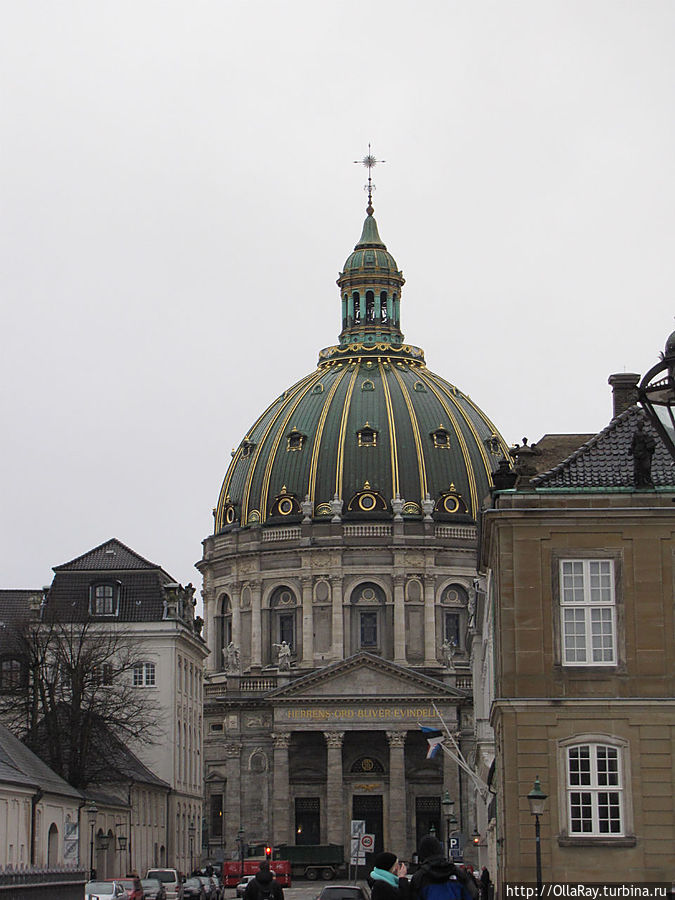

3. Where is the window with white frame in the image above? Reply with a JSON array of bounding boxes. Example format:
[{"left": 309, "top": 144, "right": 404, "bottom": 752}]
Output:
[
  {"left": 133, "top": 661, "right": 156, "bottom": 687},
  {"left": 560, "top": 559, "right": 616, "bottom": 665},
  {"left": 91, "top": 583, "right": 118, "bottom": 616},
  {"left": 566, "top": 743, "right": 623, "bottom": 835}
]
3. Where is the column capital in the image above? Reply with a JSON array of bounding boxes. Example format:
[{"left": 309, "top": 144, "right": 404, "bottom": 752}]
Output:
[
  {"left": 393, "top": 574, "right": 406, "bottom": 587},
  {"left": 329, "top": 575, "right": 343, "bottom": 586},
  {"left": 301, "top": 575, "right": 313, "bottom": 588},
  {"left": 224, "top": 742, "right": 242, "bottom": 758},
  {"left": 386, "top": 730, "right": 407, "bottom": 748},
  {"left": 272, "top": 732, "right": 291, "bottom": 749},
  {"left": 323, "top": 731, "right": 345, "bottom": 748}
]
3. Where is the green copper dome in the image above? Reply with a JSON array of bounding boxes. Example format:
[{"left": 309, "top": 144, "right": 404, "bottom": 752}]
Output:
[{"left": 214, "top": 210, "right": 508, "bottom": 532}]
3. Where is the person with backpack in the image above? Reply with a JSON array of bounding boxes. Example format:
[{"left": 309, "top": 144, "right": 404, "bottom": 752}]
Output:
[
  {"left": 243, "top": 861, "right": 284, "bottom": 900},
  {"left": 368, "top": 851, "right": 410, "bottom": 900},
  {"left": 410, "top": 836, "right": 478, "bottom": 900}
]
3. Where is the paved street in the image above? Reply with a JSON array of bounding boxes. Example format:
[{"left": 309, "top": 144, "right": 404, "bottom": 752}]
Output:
[{"left": 224, "top": 882, "right": 368, "bottom": 900}]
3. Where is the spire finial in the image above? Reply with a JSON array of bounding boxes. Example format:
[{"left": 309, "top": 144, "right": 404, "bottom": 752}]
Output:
[{"left": 354, "top": 143, "right": 385, "bottom": 215}]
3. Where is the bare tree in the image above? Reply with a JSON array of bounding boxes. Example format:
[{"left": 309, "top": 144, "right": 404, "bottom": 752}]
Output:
[{"left": 0, "top": 612, "right": 162, "bottom": 789}]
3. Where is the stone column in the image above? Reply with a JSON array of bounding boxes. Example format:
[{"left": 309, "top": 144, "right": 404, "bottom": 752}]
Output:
[
  {"left": 393, "top": 575, "right": 406, "bottom": 664},
  {"left": 231, "top": 581, "right": 241, "bottom": 659},
  {"left": 301, "top": 575, "right": 314, "bottom": 667},
  {"left": 324, "top": 731, "right": 345, "bottom": 844},
  {"left": 386, "top": 731, "right": 407, "bottom": 855},
  {"left": 423, "top": 575, "right": 437, "bottom": 665},
  {"left": 251, "top": 581, "right": 262, "bottom": 669},
  {"left": 330, "top": 577, "right": 344, "bottom": 659},
  {"left": 224, "top": 742, "right": 242, "bottom": 850},
  {"left": 272, "top": 732, "right": 291, "bottom": 846}
]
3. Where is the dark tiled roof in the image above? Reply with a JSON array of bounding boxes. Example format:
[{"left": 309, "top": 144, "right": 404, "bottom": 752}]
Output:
[
  {"left": 0, "top": 590, "right": 43, "bottom": 624},
  {"left": 54, "top": 538, "right": 172, "bottom": 576},
  {"left": 0, "top": 722, "right": 82, "bottom": 799},
  {"left": 95, "top": 732, "right": 171, "bottom": 790},
  {"left": 532, "top": 433, "right": 595, "bottom": 476},
  {"left": 532, "top": 406, "right": 675, "bottom": 488},
  {"left": 46, "top": 571, "right": 170, "bottom": 623}
]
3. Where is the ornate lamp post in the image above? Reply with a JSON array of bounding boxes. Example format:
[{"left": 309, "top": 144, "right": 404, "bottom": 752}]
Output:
[
  {"left": 441, "top": 791, "right": 456, "bottom": 859},
  {"left": 237, "top": 828, "right": 245, "bottom": 881},
  {"left": 188, "top": 822, "right": 196, "bottom": 875},
  {"left": 527, "top": 777, "right": 547, "bottom": 893},
  {"left": 86, "top": 803, "right": 98, "bottom": 880},
  {"left": 638, "top": 330, "right": 675, "bottom": 462}
]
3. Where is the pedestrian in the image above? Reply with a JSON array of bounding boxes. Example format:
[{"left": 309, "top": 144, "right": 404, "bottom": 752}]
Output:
[
  {"left": 368, "top": 851, "right": 410, "bottom": 900},
  {"left": 409, "top": 835, "right": 477, "bottom": 900},
  {"left": 479, "top": 867, "right": 491, "bottom": 900},
  {"left": 243, "top": 861, "right": 284, "bottom": 900}
]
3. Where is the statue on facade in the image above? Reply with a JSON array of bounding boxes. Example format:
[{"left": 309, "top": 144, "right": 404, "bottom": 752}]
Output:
[
  {"left": 630, "top": 417, "right": 656, "bottom": 487},
  {"left": 273, "top": 640, "right": 292, "bottom": 671},
  {"left": 193, "top": 615, "right": 204, "bottom": 636},
  {"left": 224, "top": 641, "right": 240, "bottom": 673},
  {"left": 441, "top": 638, "right": 457, "bottom": 669}
]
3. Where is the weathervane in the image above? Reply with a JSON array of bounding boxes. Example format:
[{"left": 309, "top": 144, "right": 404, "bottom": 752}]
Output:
[{"left": 354, "top": 143, "right": 385, "bottom": 215}]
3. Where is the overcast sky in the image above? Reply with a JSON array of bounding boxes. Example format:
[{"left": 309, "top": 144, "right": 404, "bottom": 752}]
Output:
[{"left": 2, "top": 1, "right": 674, "bottom": 592}]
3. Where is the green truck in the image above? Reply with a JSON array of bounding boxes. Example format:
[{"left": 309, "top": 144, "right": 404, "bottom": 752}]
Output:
[{"left": 275, "top": 844, "right": 346, "bottom": 880}]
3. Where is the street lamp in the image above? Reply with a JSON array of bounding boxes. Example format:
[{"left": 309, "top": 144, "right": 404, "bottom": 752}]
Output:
[
  {"left": 237, "top": 828, "right": 245, "bottom": 881},
  {"left": 638, "top": 329, "right": 675, "bottom": 462},
  {"left": 188, "top": 822, "right": 196, "bottom": 875},
  {"left": 86, "top": 803, "right": 98, "bottom": 880},
  {"left": 441, "top": 791, "right": 455, "bottom": 860},
  {"left": 527, "top": 776, "right": 547, "bottom": 893}
]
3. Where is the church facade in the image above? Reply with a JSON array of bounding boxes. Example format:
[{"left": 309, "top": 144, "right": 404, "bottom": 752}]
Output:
[{"left": 199, "top": 195, "right": 508, "bottom": 863}]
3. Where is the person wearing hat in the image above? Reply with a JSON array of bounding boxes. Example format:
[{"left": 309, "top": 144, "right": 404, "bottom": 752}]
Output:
[
  {"left": 368, "top": 851, "right": 410, "bottom": 900},
  {"left": 410, "top": 835, "right": 477, "bottom": 900}
]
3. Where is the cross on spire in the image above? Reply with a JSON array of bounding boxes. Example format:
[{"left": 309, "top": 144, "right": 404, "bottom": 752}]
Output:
[{"left": 354, "top": 143, "right": 385, "bottom": 215}]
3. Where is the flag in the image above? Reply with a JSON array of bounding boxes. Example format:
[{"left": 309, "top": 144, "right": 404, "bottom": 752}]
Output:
[{"left": 420, "top": 725, "right": 445, "bottom": 759}]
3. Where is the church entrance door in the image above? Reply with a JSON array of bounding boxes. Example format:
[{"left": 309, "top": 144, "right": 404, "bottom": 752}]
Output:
[{"left": 352, "top": 794, "right": 383, "bottom": 856}]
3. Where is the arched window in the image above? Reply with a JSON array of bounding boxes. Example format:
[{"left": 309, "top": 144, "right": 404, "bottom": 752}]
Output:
[
  {"left": 380, "top": 291, "right": 388, "bottom": 323},
  {"left": 270, "top": 587, "right": 297, "bottom": 660},
  {"left": 564, "top": 741, "right": 625, "bottom": 836},
  {"left": 365, "top": 290, "right": 375, "bottom": 322},
  {"left": 350, "top": 583, "right": 386, "bottom": 652},
  {"left": 353, "top": 292, "right": 361, "bottom": 323},
  {"left": 219, "top": 594, "right": 232, "bottom": 670}
]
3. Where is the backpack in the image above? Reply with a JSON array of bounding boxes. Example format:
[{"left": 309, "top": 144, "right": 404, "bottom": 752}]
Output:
[{"left": 421, "top": 880, "right": 469, "bottom": 900}]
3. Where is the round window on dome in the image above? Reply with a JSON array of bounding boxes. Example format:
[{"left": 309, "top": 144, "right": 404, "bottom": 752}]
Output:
[
  {"left": 278, "top": 498, "right": 294, "bottom": 516},
  {"left": 359, "top": 493, "right": 377, "bottom": 511},
  {"left": 443, "top": 495, "right": 460, "bottom": 514}
]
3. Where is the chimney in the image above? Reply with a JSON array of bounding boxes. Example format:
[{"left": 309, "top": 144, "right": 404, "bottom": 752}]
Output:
[{"left": 608, "top": 373, "right": 640, "bottom": 418}]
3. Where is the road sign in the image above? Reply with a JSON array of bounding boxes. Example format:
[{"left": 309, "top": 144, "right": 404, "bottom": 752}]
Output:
[
  {"left": 448, "top": 835, "right": 463, "bottom": 859},
  {"left": 350, "top": 820, "right": 367, "bottom": 865},
  {"left": 360, "top": 833, "right": 375, "bottom": 853}
]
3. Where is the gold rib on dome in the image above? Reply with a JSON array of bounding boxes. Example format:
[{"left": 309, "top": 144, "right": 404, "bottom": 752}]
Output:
[
  {"left": 414, "top": 369, "right": 479, "bottom": 516},
  {"left": 240, "top": 370, "right": 323, "bottom": 525},
  {"left": 422, "top": 369, "right": 504, "bottom": 488},
  {"left": 378, "top": 360, "right": 400, "bottom": 498},
  {"left": 389, "top": 362, "right": 428, "bottom": 500},
  {"left": 334, "top": 364, "right": 360, "bottom": 500},
  {"left": 307, "top": 366, "right": 352, "bottom": 503},
  {"left": 258, "top": 369, "right": 325, "bottom": 523}
]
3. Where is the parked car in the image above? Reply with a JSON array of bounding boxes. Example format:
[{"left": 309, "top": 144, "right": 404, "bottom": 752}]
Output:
[
  {"left": 141, "top": 878, "right": 168, "bottom": 900},
  {"left": 236, "top": 875, "right": 256, "bottom": 898},
  {"left": 316, "top": 886, "right": 371, "bottom": 900},
  {"left": 85, "top": 881, "right": 128, "bottom": 900},
  {"left": 146, "top": 869, "right": 184, "bottom": 900},
  {"left": 182, "top": 878, "right": 207, "bottom": 899},
  {"left": 109, "top": 877, "right": 143, "bottom": 900}
]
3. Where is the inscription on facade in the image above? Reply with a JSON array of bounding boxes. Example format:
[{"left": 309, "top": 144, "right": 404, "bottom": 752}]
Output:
[{"left": 284, "top": 705, "right": 436, "bottom": 721}]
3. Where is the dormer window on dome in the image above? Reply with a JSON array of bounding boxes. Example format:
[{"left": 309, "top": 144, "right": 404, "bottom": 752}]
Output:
[
  {"left": 431, "top": 426, "right": 451, "bottom": 449},
  {"left": 347, "top": 482, "right": 388, "bottom": 515},
  {"left": 357, "top": 423, "right": 378, "bottom": 447},
  {"left": 241, "top": 439, "right": 256, "bottom": 458},
  {"left": 286, "top": 428, "right": 307, "bottom": 452}
]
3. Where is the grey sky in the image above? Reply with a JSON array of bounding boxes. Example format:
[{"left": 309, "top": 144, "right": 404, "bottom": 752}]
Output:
[{"left": 2, "top": 1, "right": 674, "bottom": 591}]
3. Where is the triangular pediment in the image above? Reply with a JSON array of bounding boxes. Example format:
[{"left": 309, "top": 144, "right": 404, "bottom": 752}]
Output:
[{"left": 267, "top": 652, "right": 467, "bottom": 701}]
